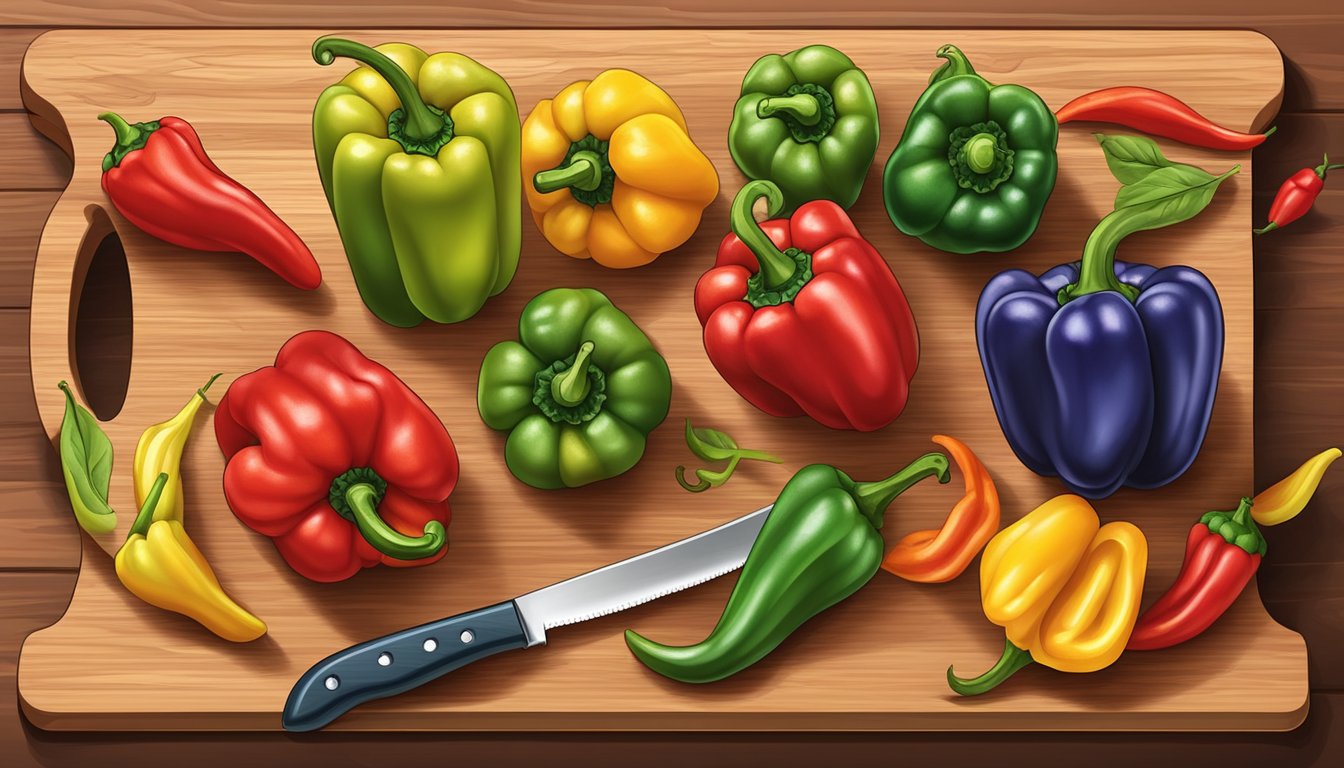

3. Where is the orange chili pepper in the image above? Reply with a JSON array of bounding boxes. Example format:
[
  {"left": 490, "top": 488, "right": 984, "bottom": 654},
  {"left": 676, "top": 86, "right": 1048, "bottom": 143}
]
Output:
[{"left": 882, "top": 434, "right": 1000, "bottom": 583}]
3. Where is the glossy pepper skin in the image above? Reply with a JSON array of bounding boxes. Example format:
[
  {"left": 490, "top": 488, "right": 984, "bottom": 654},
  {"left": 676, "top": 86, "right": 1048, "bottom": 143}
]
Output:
[
  {"left": 948, "top": 495, "right": 1147, "bottom": 695},
  {"left": 728, "top": 44, "right": 879, "bottom": 213},
  {"left": 215, "top": 331, "right": 457, "bottom": 583},
  {"left": 133, "top": 374, "right": 220, "bottom": 524},
  {"left": 522, "top": 69, "right": 719, "bottom": 269},
  {"left": 478, "top": 288, "right": 672, "bottom": 489},
  {"left": 1253, "top": 447, "right": 1341, "bottom": 526},
  {"left": 977, "top": 259, "right": 1223, "bottom": 498},
  {"left": 1255, "top": 155, "right": 1344, "bottom": 235},
  {"left": 116, "top": 473, "right": 267, "bottom": 643},
  {"left": 1128, "top": 498, "right": 1264, "bottom": 651},
  {"left": 98, "top": 112, "right": 321, "bottom": 290},
  {"left": 883, "top": 45, "right": 1058, "bottom": 254},
  {"left": 695, "top": 180, "right": 919, "bottom": 431},
  {"left": 625, "top": 453, "right": 950, "bottom": 683},
  {"left": 312, "top": 38, "right": 520, "bottom": 326}
]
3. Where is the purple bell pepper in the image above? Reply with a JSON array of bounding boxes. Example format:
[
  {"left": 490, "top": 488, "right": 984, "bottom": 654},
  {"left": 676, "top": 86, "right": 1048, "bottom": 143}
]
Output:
[{"left": 976, "top": 258, "right": 1223, "bottom": 499}]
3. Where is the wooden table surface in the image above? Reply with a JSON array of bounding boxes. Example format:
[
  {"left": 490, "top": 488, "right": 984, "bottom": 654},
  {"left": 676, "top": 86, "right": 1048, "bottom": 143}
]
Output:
[{"left": 1, "top": 1, "right": 1341, "bottom": 765}]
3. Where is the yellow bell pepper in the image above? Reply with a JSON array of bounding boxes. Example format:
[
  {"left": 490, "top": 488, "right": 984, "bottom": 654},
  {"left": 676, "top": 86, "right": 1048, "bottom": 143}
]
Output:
[
  {"left": 950, "top": 495, "right": 1147, "bottom": 695},
  {"left": 521, "top": 69, "right": 719, "bottom": 268},
  {"left": 133, "top": 373, "right": 220, "bottom": 524},
  {"left": 115, "top": 473, "right": 267, "bottom": 643},
  {"left": 1252, "top": 447, "right": 1340, "bottom": 526}
]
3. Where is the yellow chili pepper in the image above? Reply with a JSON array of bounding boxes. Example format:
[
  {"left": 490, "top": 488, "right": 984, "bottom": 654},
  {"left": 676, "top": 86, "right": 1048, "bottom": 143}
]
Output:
[
  {"left": 950, "top": 495, "right": 1147, "bottom": 695},
  {"left": 1252, "top": 447, "right": 1340, "bottom": 526},
  {"left": 115, "top": 473, "right": 266, "bottom": 643},
  {"left": 521, "top": 69, "right": 719, "bottom": 268},
  {"left": 133, "top": 373, "right": 220, "bottom": 524}
]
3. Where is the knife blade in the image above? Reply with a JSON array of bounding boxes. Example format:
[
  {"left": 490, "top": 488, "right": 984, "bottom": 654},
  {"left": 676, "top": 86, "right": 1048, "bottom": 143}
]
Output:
[{"left": 281, "top": 504, "right": 772, "bottom": 731}]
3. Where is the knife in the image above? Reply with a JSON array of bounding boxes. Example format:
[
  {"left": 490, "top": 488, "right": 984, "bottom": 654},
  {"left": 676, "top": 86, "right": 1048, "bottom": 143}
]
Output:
[{"left": 281, "top": 504, "right": 772, "bottom": 731}]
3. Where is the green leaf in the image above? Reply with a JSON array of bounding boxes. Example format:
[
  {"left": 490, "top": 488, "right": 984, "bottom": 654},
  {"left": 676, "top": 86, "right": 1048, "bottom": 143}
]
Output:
[
  {"left": 1095, "top": 133, "right": 1175, "bottom": 186},
  {"left": 677, "top": 419, "right": 782, "bottom": 493},
  {"left": 57, "top": 381, "right": 116, "bottom": 534},
  {"left": 1114, "top": 164, "right": 1240, "bottom": 227},
  {"left": 684, "top": 419, "right": 740, "bottom": 462}
]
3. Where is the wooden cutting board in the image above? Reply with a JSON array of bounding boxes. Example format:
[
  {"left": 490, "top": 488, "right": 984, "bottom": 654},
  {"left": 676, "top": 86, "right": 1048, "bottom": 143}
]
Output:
[{"left": 18, "top": 28, "right": 1301, "bottom": 732}]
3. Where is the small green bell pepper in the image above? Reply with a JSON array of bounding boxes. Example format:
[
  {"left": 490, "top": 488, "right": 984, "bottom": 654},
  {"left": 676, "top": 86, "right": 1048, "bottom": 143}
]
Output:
[
  {"left": 729, "top": 44, "right": 879, "bottom": 214},
  {"left": 312, "top": 37, "right": 521, "bottom": 327},
  {"left": 883, "top": 44, "right": 1058, "bottom": 254},
  {"left": 477, "top": 288, "right": 672, "bottom": 489}
]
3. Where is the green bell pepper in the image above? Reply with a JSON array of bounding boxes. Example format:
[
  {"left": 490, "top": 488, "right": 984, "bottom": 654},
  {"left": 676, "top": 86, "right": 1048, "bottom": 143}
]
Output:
[
  {"left": 312, "top": 37, "right": 521, "bottom": 327},
  {"left": 477, "top": 288, "right": 672, "bottom": 489},
  {"left": 729, "top": 44, "right": 879, "bottom": 214},
  {"left": 882, "top": 44, "right": 1058, "bottom": 254}
]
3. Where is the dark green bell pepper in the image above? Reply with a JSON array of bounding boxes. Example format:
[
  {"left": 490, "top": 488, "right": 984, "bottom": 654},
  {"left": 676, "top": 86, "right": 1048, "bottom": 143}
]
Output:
[
  {"left": 729, "top": 44, "right": 879, "bottom": 214},
  {"left": 883, "top": 44, "right": 1058, "bottom": 254},
  {"left": 477, "top": 288, "right": 671, "bottom": 489}
]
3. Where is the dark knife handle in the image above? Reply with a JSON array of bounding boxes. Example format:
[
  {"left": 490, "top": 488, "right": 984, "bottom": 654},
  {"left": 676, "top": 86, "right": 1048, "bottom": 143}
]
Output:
[{"left": 282, "top": 601, "right": 529, "bottom": 732}]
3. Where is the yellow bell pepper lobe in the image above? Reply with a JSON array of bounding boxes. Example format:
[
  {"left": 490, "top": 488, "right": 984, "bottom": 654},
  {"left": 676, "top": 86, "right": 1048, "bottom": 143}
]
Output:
[
  {"left": 522, "top": 69, "right": 719, "bottom": 268},
  {"left": 1252, "top": 447, "right": 1340, "bottom": 526}
]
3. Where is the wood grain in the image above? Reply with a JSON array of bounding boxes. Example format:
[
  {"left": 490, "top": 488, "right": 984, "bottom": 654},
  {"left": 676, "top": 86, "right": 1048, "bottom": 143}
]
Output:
[
  {"left": 0, "top": 192, "right": 57, "bottom": 308},
  {"left": 14, "top": 28, "right": 1299, "bottom": 732}
]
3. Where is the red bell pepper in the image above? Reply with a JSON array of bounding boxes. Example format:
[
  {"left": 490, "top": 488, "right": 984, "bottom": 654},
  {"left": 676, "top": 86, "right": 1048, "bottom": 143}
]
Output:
[
  {"left": 694, "top": 180, "right": 919, "bottom": 431},
  {"left": 214, "top": 331, "right": 457, "bottom": 583},
  {"left": 98, "top": 111, "right": 322, "bottom": 290}
]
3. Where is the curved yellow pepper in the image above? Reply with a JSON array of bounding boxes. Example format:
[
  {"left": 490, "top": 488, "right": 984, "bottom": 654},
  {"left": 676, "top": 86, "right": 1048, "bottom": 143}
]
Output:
[
  {"left": 1253, "top": 447, "right": 1340, "bottom": 526},
  {"left": 951, "top": 495, "right": 1147, "bottom": 695},
  {"left": 115, "top": 474, "right": 266, "bottom": 643},
  {"left": 133, "top": 374, "right": 220, "bottom": 524},
  {"left": 521, "top": 69, "right": 719, "bottom": 268}
]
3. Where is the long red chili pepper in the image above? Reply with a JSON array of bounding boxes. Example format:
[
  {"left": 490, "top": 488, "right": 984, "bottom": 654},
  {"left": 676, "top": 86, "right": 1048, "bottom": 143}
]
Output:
[
  {"left": 1127, "top": 497, "right": 1264, "bottom": 651},
  {"left": 98, "top": 112, "right": 322, "bottom": 290},
  {"left": 1255, "top": 154, "right": 1344, "bottom": 235},
  {"left": 1055, "top": 86, "right": 1274, "bottom": 151}
]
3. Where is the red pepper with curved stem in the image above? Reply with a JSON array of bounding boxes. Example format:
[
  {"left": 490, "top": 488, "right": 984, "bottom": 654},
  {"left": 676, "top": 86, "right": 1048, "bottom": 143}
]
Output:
[
  {"left": 214, "top": 331, "right": 457, "bottom": 582},
  {"left": 1255, "top": 154, "right": 1344, "bottom": 235},
  {"left": 1126, "top": 497, "right": 1264, "bottom": 651},
  {"left": 694, "top": 180, "right": 919, "bottom": 432},
  {"left": 99, "top": 112, "right": 321, "bottom": 290},
  {"left": 1055, "top": 87, "right": 1273, "bottom": 151}
]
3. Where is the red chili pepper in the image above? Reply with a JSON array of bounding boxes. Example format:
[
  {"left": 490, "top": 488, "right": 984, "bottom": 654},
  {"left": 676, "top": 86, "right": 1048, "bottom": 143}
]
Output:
[
  {"left": 1127, "top": 497, "right": 1265, "bottom": 651},
  {"left": 1255, "top": 154, "right": 1344, "bottom": 235},
  {"left": 1055, "top": 87, "right": 1274, "bottom": 151},
  {"left": 214, "top": 331, "right": 457, "bottom": 582},
  {"left": 693, "top": 180, "right": 919, "bottom": 432},
  {"left": 98, "top": 112, "right": 322, "bottom": 290}
]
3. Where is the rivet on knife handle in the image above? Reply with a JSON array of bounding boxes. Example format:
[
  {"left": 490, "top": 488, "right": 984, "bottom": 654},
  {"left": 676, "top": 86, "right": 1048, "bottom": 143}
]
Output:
[{"left": 281, "top": 601, "right": 527, "bottom": 731}]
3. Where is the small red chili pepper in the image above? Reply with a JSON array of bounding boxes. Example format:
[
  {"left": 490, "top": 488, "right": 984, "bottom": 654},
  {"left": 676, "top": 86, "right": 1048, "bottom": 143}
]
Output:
[
  {"left": 98, "top": 112, "right": 322, "bottom": 290},
  {"left": 1255, "top": 154, "right": 1344, "bottom": 235},
  {"left": 1126, "top": 497, "right": 1264, "bottom": 651},
  {"left": 1055, "top": 86, "right": 1274, "bottom": 151}
]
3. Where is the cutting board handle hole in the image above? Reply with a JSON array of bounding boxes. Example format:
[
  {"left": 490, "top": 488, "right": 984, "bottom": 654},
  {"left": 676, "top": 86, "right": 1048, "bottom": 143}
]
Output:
[{"left": 70, "top": 205, "right": 132, "bottom": 421}]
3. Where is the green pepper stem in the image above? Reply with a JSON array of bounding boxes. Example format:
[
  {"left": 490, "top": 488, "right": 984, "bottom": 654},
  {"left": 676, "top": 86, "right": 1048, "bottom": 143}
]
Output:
[
  {"left": 534, "top": 151, "right": 604, "bottom": 194},
  {"left": 197, "top": 372, "right": 223, "bottom": 404},
  {"left": 731, "top": 180, "right": 796, "bottom": 291},
  {"left": 1314, "top": 153, "right": 1344, "bottom": 179},
  {"left": 1253, "top": 222, "right": 1279, "bottom": 236},
  {"left": 312, "top": 37, "right": 444, "bottom": 143},
  {"left": 757, "top": 94, "right": 821, "bottom": 126},
  {"left": 127, "top": 472, "right": 169, "bottom": 541},
  {"left": 930, "top": 44, "right": 978, "bottom": 84},
  {"left": 948, "top": 638, "right": 1035, "bottom": 696},
  {"left": 963, "top": 132, "right": 999, "bottom": 175},
  {"left": 97, "top": 112, "right": 140, "bottom": 148},
  {"left": 551, "top": 341, "right": 596, "bottom": 408},
  {"left": 346, "top": 483, "right": 446, "bottom": 561},
  {"left": 852, "top": 452, "right": 951, "bottom": 528}
]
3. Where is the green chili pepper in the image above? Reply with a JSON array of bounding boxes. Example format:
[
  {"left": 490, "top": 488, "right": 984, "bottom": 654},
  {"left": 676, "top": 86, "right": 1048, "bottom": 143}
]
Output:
[
  {"left": 57, "top": 381, "right": 117, "bottom": 534},
  {"left": 311, "top": 37, "right": 521, "bottom": 327},
  {"left": 675, "top": 419, "right": 782, "bottom": 493},
  {"left": 477, "top": 288, "right": 672, "bottom": 489},
  {"left": 882, "top": 44, "right": 1058, "bottom": 254},
  {"left": 728, "top": 44, "right": 879, "bottom": 214},
  {"left": 626, "top": 452, "right": 950, "bottom": 683}
]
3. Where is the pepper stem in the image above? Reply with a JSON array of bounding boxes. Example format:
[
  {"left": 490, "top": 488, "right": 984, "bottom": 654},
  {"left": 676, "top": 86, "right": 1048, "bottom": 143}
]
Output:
[
  {"left": 930, "top": 44, "right": 979, "bottom": 84},
  {"left": 948, "top": 639, "right": 1035, "bottom": 696},
  {"left": 757, "top": 94, "right": 821, "bottom": 126},
  {"left": 1253, "top": 222, "right": 1279, "bottom": 236},
  {"left": 1314, "top": 153, "right": 1344, "bottom": 179},
  {"left": 312, "top": 37, "right": 446, "bottom": 146},
  {"left": 963, "top": 132, "right": 1000, "bottom": 175},
  {"left": 345, "top": 483, "right": 446, "bottom": 561},
  {"left": 127, "top": 473, "right": 169, "bottom": 541},
  {"left": 852, "top": 452, "right": 951, "bottom": 529},
  {"left": 534, "top": 151, "right": 604, "bottom": 194},
  {"left": 552, "top": 341, "right": 596, "bottom": 408},
  {"left": 98, "top": 112, "right": 140, "bottom": 147},
  {"left": 197, "top": 372, "right": 223, "bottom": 404},
  {"left": 731, "top": 180, "right": 797, "bottom": 291}
]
